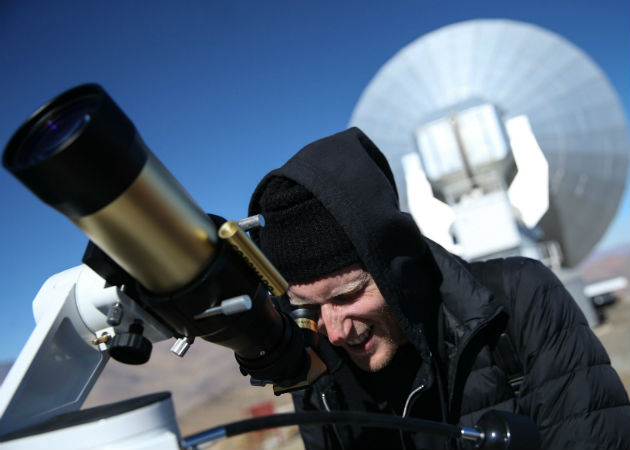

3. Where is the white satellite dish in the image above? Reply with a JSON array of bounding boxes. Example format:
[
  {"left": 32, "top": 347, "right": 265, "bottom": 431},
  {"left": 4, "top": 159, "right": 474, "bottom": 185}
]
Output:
[{"left": 350, "top": 19, "right": 628, "bottom": 268}]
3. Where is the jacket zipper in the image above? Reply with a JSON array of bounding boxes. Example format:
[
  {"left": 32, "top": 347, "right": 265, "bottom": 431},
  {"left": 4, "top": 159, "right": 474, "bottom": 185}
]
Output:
[
  {"left": 321, "top": 391, "right": 346, "bottom": 450},
  {"left": 323, "top": 385, "right": 427, "bottom": 450},
  {"left": 447, "top": 308, "right": 504, "bottom": 417},
  {"left": 399, "top": 383, "right": 426, "bottom": 450},
  {"left": 402, "top": 384, "right": 425, "bottom": 418}
]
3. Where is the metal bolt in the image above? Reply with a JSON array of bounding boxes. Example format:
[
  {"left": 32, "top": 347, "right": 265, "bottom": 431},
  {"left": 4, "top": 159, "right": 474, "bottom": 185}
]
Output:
[
  {"left": 237, "top": 214, "right": 266, "bottom": 231},
  {"left": 194, "top": 295, "right": 252, "bottom": 320},
  {"left": 170, "top": 337, "right": 192, "bottom": 357},
  {"left": 91, "top": 333, "right": 111, "bottom": 345},
  {"left": 106, "top": 302, "right": 124, "bottom": 326}
]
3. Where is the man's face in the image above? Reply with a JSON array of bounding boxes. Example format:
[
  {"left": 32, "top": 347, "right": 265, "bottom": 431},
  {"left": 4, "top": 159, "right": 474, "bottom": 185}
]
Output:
[{"left": 287, "top": 264, "right": 407, "bottom": 372}]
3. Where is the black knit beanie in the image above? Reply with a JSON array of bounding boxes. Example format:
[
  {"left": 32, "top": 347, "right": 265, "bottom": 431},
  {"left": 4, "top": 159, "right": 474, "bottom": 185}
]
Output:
[{"left": 254, "top": 176, "right": 360, "bottom": 283}]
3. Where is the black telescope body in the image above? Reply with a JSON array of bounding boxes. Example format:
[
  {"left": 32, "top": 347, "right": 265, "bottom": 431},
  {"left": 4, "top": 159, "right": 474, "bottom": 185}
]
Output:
[{"left": 3, "top": 84, "right": 309, "bottom": 385}]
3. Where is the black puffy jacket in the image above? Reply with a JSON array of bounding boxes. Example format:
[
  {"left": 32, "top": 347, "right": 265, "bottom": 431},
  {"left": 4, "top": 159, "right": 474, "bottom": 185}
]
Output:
[{"left": 249, "top": 128, "right": 630, "bottom": 449}]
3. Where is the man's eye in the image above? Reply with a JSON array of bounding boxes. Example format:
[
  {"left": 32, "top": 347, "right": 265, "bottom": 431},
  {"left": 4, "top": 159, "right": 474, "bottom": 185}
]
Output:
[
  {"left": 332, "top": 294, "right": 354, "bottom": 304},
  {"left": 294, "top": 304, "right": 320, "bottom": 312},
  {"left": 332, "top": 284, "right": 367, "bottom": 304},
  {"left": 332, "top": 290, "right": 362, "bottom": 304}
]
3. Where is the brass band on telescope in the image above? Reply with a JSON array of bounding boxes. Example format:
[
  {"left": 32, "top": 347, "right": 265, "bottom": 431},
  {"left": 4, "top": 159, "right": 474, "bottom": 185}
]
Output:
[
  {"left": 294, "top": 317, "right": 318, "bottom": 333},
  {"left": 218, "top": 220, "right": 288, "bottom": 296},
  {"left": 73, "top": 150, "right": 218, "bottom": 294}
]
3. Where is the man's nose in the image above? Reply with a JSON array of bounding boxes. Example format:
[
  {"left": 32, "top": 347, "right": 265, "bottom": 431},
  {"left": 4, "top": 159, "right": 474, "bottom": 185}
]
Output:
[{"left": 319, "top": 304, "right": 351, "bottom": 346}]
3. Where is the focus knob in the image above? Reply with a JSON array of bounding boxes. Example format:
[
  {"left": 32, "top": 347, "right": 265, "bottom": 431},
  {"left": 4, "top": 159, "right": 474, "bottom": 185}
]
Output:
[{"left": 109, "top": 321, "right": 152, "bottom": 365}]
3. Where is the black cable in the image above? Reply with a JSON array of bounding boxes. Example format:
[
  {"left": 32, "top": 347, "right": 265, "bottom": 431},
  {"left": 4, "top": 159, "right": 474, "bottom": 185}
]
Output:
[
  {"left": 224, "top": 411, "right": 459, "bottom": 438},
  {"left": 182, "top": 407, "right": 541, "bottom": 450}
]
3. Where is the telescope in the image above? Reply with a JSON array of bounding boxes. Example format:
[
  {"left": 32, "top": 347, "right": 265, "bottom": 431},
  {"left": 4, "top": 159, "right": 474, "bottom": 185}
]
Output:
[
  {"left": 0, "top": 85, "right": 540, "bottom": 449},
  {"left": 0, "top": 83, "right": 324, "bottom": 431}
]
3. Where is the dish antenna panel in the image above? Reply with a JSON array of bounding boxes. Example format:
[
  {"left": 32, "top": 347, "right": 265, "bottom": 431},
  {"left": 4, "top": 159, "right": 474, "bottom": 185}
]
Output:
[{"left": 350, "top": 19, "right": 628, "bottom": 268}]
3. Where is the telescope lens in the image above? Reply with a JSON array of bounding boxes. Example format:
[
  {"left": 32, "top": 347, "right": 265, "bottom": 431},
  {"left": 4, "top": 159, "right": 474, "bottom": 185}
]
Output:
[{"left": 15, "top": 98, "right": 96, "bottom": 168}]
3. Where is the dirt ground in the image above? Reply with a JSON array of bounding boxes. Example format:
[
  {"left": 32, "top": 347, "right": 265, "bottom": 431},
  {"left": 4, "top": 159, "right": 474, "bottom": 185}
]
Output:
[{"left": 178, "top": 382, "right": 304, "bottom": 450}]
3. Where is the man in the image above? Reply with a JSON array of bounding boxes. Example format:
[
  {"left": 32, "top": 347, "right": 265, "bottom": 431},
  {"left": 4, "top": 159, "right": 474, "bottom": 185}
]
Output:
[{"left": 248, "top": 127, "right": 630, "bottom": 449}]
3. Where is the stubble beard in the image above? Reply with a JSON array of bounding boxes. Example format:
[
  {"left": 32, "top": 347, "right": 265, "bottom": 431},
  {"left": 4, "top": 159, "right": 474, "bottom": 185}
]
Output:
[{"left": 354, "top": 309, "right": 407, "bottom": 372}]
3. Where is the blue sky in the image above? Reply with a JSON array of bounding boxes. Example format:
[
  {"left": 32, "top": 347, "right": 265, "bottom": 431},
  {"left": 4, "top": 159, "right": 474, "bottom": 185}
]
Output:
[{"left": 0, "top": 0, "right": 628, "bottom": 362}]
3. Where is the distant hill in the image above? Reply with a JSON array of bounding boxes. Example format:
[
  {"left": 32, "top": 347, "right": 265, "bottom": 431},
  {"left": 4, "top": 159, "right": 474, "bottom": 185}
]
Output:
[
  {"left": 0, "top": 332, "right": 256, "bottom": 419},
  {"left": 84, "top": 339, "right": 258, "bottom": 414},
  {"left": 83, "top": 339, "right": 287, "bottom": 435},
  {"left": 578, "top": 241, "right": 630, "bottom": 291},
  {"left": 0, "top": 361, "right": 11, "bottom": 385}
]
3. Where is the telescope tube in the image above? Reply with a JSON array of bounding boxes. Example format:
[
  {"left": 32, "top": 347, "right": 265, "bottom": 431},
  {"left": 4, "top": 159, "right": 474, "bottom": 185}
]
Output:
[
  {"left": 2, "top": 84, "right": 217, "bottom": 294},
  {"left": 3, "top": 84, "right": 317, "bottom": 388}
]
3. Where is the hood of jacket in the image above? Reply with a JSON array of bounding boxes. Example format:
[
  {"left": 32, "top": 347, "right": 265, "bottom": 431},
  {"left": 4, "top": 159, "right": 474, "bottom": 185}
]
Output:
[{"left": 248, "top": 127, "right": 501, "bottom": 387}]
